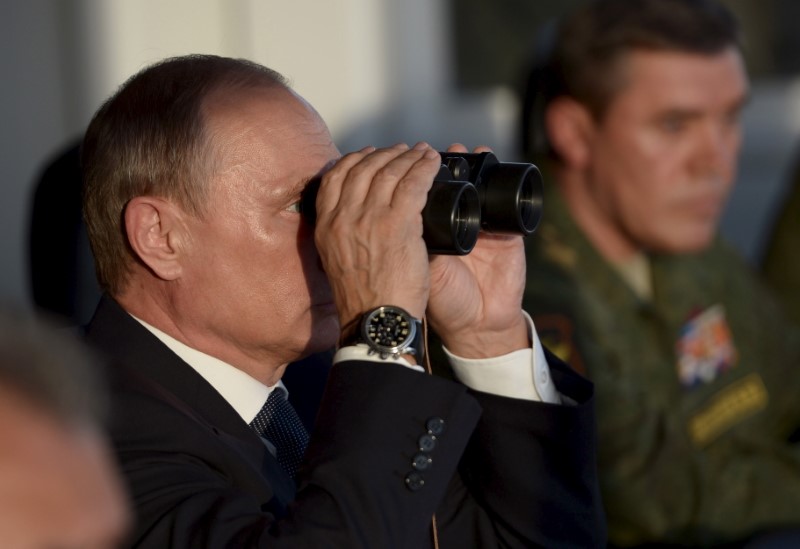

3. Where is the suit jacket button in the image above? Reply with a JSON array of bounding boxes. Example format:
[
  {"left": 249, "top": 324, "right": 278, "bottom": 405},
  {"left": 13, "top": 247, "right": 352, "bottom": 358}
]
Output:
[
  {"left": 412, "top": 452, "right": 433, "bottom": 471},
  {"left": 405, "top": 471, "right": 425, "bottom": 491},
  {"left": 418, "top": 433, "right": 437, "bottom": 452},
  {"left": 426, "top": 417, "right": 446, "bottom": 436}
]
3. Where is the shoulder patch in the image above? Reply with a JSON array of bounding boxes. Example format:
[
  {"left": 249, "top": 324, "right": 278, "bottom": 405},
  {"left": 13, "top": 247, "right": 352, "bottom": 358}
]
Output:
[
  {"left": 687, "top": 373, "right": 768, "bottom": 447},
  {"left": 533, "top": 314, "right": 585, "bottom": 375}
]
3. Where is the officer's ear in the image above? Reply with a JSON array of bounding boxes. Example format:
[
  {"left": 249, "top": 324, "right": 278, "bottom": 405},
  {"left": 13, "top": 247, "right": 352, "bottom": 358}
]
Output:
[
  {"left": 124, "top": 196, "right": 188, "bottom": 281},
  {"left": 545, "top": 97, "right": 595, "bottom": 169}
]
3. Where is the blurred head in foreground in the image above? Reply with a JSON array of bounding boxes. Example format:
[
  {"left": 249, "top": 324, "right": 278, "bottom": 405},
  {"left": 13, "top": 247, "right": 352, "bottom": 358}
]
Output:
[{"left": 0, "top": 310, "right": 130, "bottom": 549}]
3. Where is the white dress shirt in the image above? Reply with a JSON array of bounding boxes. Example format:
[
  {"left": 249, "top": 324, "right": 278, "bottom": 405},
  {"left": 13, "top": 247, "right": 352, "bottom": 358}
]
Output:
[
  {"left": 335, "top": 311, "right": 560, "bottom": 404},
  {"left": 132, "top": 309, "right": 561, "bottom": 430}
]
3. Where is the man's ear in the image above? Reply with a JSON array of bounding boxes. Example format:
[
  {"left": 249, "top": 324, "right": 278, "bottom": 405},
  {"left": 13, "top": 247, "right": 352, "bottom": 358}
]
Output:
[
  {"left": 545, "top": 97, "right": 596, "bottom": 169},
  {"left": 124, "top": 196, "right": 188, "bottom": 281}
]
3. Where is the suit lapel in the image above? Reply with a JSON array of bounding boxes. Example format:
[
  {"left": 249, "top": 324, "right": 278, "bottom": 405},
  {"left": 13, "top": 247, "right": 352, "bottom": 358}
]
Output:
[{"left": 84, "top": 295, "right": 298, "bottom": 508}]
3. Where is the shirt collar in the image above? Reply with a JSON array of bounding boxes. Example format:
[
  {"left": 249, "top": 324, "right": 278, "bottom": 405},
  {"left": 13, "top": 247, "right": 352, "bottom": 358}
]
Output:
[
  {"left": 611, "top": 252, "right": 653, "bottom": 301},
  {"left": 129, "top": 314, "right": 282, "bottom": 424}
]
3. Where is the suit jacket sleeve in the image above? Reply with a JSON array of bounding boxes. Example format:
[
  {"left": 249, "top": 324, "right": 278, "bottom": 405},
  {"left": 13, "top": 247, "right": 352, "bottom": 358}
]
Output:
[
  {"left": 434, "top": 352, "right": 606, "bottom": 548},
  {"left": 109, "top": 357, "right": 484, "bottom": 548},
  {"left": 91, "top": 295, "right": 603, "bottom": 548},
  {"left": 110, "top": 359, "right": 603, "bottom": 548}
]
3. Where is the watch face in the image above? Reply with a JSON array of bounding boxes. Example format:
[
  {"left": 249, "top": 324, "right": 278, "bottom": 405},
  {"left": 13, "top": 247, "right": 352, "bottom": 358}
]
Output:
[{"left": 362, "top": 306, "right": 416, "bottom": 355}]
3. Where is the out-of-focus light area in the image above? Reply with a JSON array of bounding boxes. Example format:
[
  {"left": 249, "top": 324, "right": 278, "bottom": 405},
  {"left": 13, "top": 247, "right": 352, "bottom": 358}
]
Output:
[{"left": 2, "top": 0, "right": 798, "bottom": 312}]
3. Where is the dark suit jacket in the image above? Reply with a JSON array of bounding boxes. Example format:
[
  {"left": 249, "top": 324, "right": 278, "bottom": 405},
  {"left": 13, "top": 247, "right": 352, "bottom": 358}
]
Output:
[{"left": 85, "top": 295, "right": 605, "bottom": 548}]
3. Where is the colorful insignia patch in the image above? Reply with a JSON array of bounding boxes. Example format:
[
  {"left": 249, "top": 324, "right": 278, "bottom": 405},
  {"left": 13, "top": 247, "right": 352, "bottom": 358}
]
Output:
[{"left": 676, "top": 304, "right": 738, "bottom": 387}]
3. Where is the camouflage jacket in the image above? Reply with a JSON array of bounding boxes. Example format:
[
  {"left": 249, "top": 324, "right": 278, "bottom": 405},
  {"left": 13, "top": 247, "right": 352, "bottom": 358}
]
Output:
[{"left": 523, "top": 182, "right": 800, "bottom": 547}]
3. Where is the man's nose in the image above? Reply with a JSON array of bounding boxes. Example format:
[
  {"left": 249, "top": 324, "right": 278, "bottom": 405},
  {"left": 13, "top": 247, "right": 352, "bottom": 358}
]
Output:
[{"left": 693, "top": 121, "right": 739, "bottom": 182}]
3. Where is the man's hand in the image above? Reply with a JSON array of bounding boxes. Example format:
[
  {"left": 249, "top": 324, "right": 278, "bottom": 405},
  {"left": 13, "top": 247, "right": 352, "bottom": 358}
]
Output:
[
  {"left": 313, "top": 143, "right": 441, "bottom": 333},
  {"left": 427, "top": 144, "right": 529, "bottom": 358}
]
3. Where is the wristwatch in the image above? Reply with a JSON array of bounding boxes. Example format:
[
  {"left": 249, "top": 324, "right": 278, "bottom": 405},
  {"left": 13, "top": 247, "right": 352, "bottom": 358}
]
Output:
[{"left": 346, "top": 306, "right": 424, "bottom": 363}]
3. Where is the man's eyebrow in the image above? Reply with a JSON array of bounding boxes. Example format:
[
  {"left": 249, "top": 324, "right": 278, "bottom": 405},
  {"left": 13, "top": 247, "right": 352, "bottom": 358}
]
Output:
[
  {"left": 301, "top": 158, "right": 339, "bottom": 191},
  {"left": 276, "top": 157, "right": 341, "bottom": 201},
  {"left": 654, "top": 108, "right": 701, "bottom": 121},
  {"left": 285, "top": 177, "right": 314, "bottom": 200}
]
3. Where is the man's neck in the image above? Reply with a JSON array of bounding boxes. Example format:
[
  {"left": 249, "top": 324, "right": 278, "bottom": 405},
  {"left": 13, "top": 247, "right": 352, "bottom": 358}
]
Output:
[
  {"left": 115, "top": 287, "right": 288, "bottom": 387},
  {"left": 556, "top": 169, "right": 653, "bottom": 299},
  {"left": 558, "top": 170, "right": 641, "bottom": 264}
]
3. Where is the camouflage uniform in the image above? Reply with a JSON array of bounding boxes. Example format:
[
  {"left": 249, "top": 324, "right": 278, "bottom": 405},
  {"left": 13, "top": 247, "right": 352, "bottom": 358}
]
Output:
[
  {"left": 762, "top": 169, "right": 800, "bottom": 326},
  {"left": 523, "top": 181, "right": 800, "bottom": 547}
]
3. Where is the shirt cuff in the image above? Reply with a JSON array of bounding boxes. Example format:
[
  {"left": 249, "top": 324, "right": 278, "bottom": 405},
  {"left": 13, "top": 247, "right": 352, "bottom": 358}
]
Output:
[
  {"left": 333, "top": 344, "right": 425, "bottom": 372},
  {"left": 444, "top": 311, "right": 561, "bottom": 404}
]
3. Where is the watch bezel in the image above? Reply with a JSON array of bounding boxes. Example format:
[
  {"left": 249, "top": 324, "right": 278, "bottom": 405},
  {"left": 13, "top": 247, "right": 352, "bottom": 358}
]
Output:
[{"left": 360, "top": 305, "right": 419, "bottom": 359}]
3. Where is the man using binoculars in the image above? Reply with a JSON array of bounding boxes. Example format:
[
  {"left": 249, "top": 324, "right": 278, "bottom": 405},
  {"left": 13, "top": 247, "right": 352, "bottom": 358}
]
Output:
[{"left": 80, "top": 54, "right": 605, "bottom": 547}]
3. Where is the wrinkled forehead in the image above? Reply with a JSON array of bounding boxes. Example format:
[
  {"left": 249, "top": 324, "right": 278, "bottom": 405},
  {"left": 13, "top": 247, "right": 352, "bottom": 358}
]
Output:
[
  {"left": 610, "top": 46, "right": 748, "bottom": 110},
  {"left": 201, "top": 85, "right": 340, "bottom": 198},
  {"left": 202, "top": 84, "right": 329, "bottom": 149}
]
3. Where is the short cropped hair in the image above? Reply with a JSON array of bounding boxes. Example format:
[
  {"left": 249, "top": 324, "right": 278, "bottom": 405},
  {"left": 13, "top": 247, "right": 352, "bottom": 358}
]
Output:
[
  {"left": 82, "top": 55, "right": 289, "bottom": 295},
  {"left": 521, "top": 0, "right": 742, "bottom": 159}
]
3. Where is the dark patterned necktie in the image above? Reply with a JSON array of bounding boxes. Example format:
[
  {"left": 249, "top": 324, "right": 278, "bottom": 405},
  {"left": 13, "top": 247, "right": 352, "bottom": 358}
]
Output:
[{"left": 249, "top": 388, "right": 309, "bottom": 479}]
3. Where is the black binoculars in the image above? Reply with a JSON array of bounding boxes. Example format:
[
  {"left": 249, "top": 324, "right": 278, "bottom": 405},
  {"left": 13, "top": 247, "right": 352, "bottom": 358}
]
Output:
[{"left": 301, "top": 151, "right": 543, "bottom": 255}]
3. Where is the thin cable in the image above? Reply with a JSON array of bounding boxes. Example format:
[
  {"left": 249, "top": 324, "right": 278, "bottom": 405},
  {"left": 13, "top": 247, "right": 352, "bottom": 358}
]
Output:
[{"left": 422, "top": 316, "right": 440, "bottom": 549}]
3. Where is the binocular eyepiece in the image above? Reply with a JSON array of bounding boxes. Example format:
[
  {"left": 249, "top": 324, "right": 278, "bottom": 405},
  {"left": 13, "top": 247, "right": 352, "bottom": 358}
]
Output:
[{"left": 301, "top": 151, "right": 543, "bottom": 255}]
